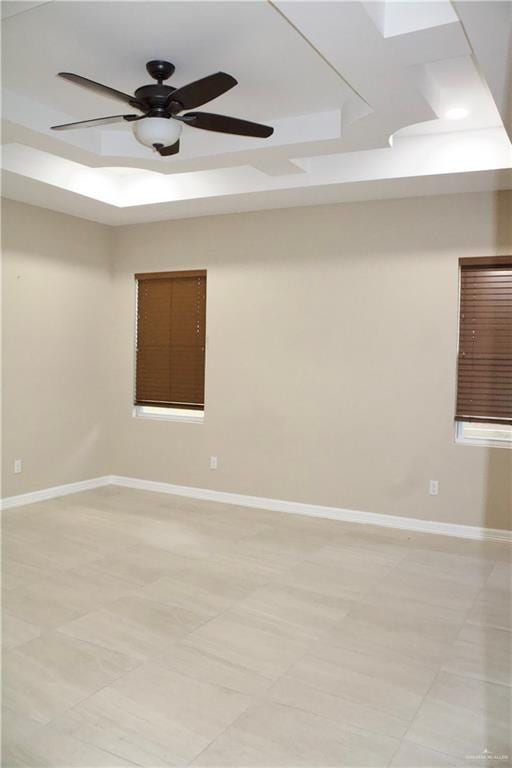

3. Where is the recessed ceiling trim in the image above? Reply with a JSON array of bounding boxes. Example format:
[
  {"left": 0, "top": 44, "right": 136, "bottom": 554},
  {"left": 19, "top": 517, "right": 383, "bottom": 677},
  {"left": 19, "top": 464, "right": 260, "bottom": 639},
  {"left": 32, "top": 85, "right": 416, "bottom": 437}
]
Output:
[
  {"left": 3, "top": 127, "right": 510, "bottom": 209},
  {"left": 267, "top": 0, "right": 371, "bottom": 107},
  {"left": 1, "top": 0, "right": 51, "bottom": 21}
]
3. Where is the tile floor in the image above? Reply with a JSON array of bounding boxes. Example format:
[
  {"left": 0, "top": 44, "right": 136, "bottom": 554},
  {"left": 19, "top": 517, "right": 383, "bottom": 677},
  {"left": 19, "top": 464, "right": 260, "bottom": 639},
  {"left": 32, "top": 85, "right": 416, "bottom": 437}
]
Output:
[{"left": 2, "top": 486, "right": 511, "bottom": 767}]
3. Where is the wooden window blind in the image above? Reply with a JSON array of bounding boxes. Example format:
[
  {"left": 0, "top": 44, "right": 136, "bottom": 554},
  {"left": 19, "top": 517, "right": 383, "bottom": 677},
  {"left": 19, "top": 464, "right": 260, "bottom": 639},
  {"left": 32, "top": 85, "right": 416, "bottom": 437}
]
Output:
[
  {"left": 456, "top": 256, "right": 512, "bottom": 425},
  {"left": 135, "top": 270, "right": 206, "bottom": 409}
]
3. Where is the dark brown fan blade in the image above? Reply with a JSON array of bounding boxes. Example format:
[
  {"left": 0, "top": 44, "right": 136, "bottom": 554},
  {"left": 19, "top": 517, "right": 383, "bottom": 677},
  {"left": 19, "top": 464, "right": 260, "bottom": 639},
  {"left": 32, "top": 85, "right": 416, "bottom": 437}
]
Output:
[
  {"left": 179, "top": 112, "right": 273, "bottom": 138},
  {"left": 155, "top": 140, "right": 180, "bottom": 156},
  {"left": 170, "top": 72, "right": 237, "bottom": 110},
  {"left": 58, "top": 73, "right": 143, "bottom": 109},
  {"left": 51, "top": 114, "right": 144, "bottom": 131}
]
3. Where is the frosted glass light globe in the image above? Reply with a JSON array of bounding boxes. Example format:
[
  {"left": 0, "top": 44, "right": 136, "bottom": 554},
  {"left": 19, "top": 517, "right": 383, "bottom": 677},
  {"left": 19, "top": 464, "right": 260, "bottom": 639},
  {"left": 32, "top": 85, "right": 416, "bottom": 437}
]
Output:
[
  {"left": 444, "top": 107, "right": 469, "bottom": 121},
  {"left": 133, "top": 117, "right": 182, "bottom": 149}
]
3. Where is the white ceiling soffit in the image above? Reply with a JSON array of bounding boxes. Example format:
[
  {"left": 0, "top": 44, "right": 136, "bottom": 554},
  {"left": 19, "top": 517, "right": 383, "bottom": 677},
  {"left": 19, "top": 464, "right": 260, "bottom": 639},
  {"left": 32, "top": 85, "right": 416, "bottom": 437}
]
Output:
[
  {"left": 0, "top": 1, "right": 49, "bottom": 21},
  {"left": 1, "top": 0, "right": 511, "bottom": 225},
  {"left": 452, "top": 0, "right": 512, "bottom": 140}
]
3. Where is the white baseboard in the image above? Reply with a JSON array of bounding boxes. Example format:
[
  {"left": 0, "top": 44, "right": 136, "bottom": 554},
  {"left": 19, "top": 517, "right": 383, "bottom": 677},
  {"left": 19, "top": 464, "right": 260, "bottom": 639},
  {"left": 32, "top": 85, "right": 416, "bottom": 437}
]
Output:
[
  {"left": 2, "top": 473, "right": 510, "bottom": 543},
  {"left": 109, "top": 475, "right": 512, "bottom": 543},
  {"left": 0, "top": 476, "right": 111, "bottom": 511}
]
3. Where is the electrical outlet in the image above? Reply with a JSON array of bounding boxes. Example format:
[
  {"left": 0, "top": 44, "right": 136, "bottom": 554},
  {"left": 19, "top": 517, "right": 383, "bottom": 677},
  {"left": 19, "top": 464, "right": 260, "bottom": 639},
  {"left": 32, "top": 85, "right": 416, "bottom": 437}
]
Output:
[
  {"left": 210, "top": 456, "right": 218, "bottom": 470},
  {"left": 14, "top": 459, "right": 22, "bottom": 474},
  {"left": 429, "top": 480, "right": 439, "bottom": 496}
]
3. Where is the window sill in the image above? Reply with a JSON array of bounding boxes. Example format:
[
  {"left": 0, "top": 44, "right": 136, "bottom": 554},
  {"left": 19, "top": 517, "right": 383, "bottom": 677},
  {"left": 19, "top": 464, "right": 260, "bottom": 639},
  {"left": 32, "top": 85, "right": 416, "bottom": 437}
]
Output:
[
  {"left": 455, "top": 421, "right": 512, "bottom": 449},
  {"left": 133, "top": 405, "right": 204, "bottom": 423},
  {"left": 455, "top": 437, "right": 512, "bottom": 449}
]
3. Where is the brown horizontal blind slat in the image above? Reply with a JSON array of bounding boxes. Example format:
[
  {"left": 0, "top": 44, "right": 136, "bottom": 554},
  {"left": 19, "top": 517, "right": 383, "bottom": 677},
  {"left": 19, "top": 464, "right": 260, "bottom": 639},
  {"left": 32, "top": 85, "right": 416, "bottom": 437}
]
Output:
[
  {"left": 135, "top": 270, "right": 206, "bottom": 281},
  {"left": 456, "top": 259, "right": 512, "bottom": 425},
  {"left": 459, "top": 256, "right": 512, "bottom": 267},
  {"left": 135, "top": 273, "right": 206, "bottom": 409}
]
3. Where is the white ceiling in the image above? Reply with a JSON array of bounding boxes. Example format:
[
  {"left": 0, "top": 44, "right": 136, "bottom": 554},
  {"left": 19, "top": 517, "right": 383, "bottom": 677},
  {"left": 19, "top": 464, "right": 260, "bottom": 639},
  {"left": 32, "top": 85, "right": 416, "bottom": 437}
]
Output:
[{"left": 1, "top": 0, "right": 511, "bottom": 224}]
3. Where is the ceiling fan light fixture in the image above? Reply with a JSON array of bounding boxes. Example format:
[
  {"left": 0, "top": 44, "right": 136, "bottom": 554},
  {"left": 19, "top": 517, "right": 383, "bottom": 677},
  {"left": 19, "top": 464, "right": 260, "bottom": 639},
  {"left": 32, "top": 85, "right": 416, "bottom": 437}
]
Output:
[
  {"left": 52, "top": 62, "right": 273, "bottom": 156},
  {"left": 133, "top": 117, "right": 182, "bottom": 149}
]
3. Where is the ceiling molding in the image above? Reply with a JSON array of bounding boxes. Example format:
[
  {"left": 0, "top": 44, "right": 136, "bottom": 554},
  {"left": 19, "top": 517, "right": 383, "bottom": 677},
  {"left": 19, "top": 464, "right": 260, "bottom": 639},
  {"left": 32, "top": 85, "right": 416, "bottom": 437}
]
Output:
[{"left": 1, "top": 0, "right": 511, "bottom": 223}]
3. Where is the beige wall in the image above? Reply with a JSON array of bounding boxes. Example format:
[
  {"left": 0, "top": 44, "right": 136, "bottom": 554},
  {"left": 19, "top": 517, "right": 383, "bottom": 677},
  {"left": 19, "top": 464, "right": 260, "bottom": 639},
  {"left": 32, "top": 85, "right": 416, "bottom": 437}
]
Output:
[
  {"left": 2, "top": 191, "right": 511, "bottom": 530},
  {"left": 1, "top": 199, "right": 113, "bottom": 496},
  {"left": 110, "top": 190, "right": 512, "bottom": 531}
]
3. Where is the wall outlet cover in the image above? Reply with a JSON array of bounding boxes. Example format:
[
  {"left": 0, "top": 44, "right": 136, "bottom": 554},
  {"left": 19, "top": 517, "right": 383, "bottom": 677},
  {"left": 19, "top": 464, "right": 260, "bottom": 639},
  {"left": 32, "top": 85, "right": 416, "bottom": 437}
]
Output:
[{"left": 429, "top": 480, "right": 439, "bottom": 496}]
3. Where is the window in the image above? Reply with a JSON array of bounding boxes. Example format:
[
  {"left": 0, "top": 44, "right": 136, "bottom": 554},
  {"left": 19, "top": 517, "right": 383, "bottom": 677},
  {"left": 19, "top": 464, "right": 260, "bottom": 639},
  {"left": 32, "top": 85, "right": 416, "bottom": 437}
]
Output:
[
  {"left": 455, "top": 256, "right": 512, "bottom": 447},
  {"left": 456, "top": 420, "right": 512, "bottom": 448},
  {"left": 134, "top": 270, "right": 206, "bottom": 419}
]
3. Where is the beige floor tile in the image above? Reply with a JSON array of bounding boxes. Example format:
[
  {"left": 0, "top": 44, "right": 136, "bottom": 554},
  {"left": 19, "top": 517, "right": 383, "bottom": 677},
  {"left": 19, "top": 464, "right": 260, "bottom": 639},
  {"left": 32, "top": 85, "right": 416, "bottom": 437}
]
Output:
[
  {"left": 156, "top": 639, "right": 273, "bottom": 696},
  {"left": 260, "top": 514, "right": 351, "bottom": 543},
  {"left": 413, "top": 534, "right": 512, "bottom": 563},
  {"left": 3, "top": 632, "right": 138, "bottom": 724},
  {"left": 55, "top": 520, "right": 141, "bottom": 558},
  {"left": 239, "top": 526, "right": 328, "bottom": 559},
  {"left": 61, "top": 487, "right": 173, "bottom": 519},
  {"left": 113, "top": 492, "right": 244, "bottom": 528},
  {"left": 192, "top": 701, "right": 399, "bottom": 767},
  {"left": 406, "top": 671, "right": 512, "bottom": 761},
  {"left": 2, "top": 556, "right": 62, "bottom": 591},
  {"left": 279, "top": 558, "right": 392, "bottom": 602},
  {"left": 185, "top": 605, "right": 311, "bottom": 681},
  {"left": 163, "top": 505, "right": 256, "bottom": 533},
  {"left": 56, "top": 661, "right": 253, "bottom": 767},
  {"left": 88, "top": 544, "right": 193, "bottom": 586},
  {"left": 3, "top": 565, "right": 139, "bottom": 630},
  {"left": 310, "top": 642, "right": 439, "bottom": 711},
  {"left": 197, "top": 503, "right": 287, "bottom": 529},
  {"left": 2, "top": 612, "right": 41, "bottom": 651},
  {"left": 51, "top": 501, "right": 151, "bottom": 532},
  {"left": 58, "top": 594, "right": 203, "bottom": 661},
  {"left": 486, "top": 563, "right": 512, "bottom": 590},
  {"left": 401, "top": 548, "right": 495, "bottom": 587},
  {"left": 268, "top": 642, "right": 438, "bottom": 739},
  {"left": 138, "top": 491, "right": 225, "bottom": 514},
  {"left": 468, "top": 586, "right": 512, "bottom": 632},
  {"left": 2, "top": 512, "right": 69, "bottom": 543},
  {"left": 1, "top": 507, "right": 48, "bottom": 541},
  {"left": 3, "top": 722, "right": 137, "bottom": 767},
  {"left": 185, "top": 548, "right": 297, "bottom": 588},
  {"left": 234, "top": 582, "right": 350, "bottom": 642},
  {"left": 2, "top": 535, "right": 72, "bottom": 575},
  {"left": 268, "top": 673, "right": 409, "bottom": 741},
  {"left": 192, "top": 512, "right": 269, "bottom": 542},
  {"left": 6, "top": 531, "right": 107, "bottom": 575},
  {"left": 3, "top": 505, "right": 139, "bottom": 557},
  {"left": 213, "top": 537, "right": 302, "bottom": 571},
  {"left": 467, "top": 562, "right": 512, "bottom": 632},
  {"left": 324, "top": 598, "right": 463, "bottom": 667},
  {"left": 306, "top": 540, "right": 408, "bottom": 569},
  {"left": 136, "top": 567, "right": 253, "bottom": 624},
  {"left": 390, "top": 740, "right": 460, "bottom": 767},
  {"left": 363, "top": 562, "right": 480, "bottom": 619},
  {"left": 1, "top": 709, "right": 42, "bottom": 752},
  {"left": 107, "top": 495, "right": 263, "bottom": 545},
  {"left": 442, "top": 623, "right": 512, "bottom": 686},
  {"left": 133, "top": 519, "right": 243, "bottom": 558},
  {"left": 330, "top": 527, "right": 416, "bottom": 562},
  {"left": 4, "top": 487, "right": 510, "bottom": 768}
]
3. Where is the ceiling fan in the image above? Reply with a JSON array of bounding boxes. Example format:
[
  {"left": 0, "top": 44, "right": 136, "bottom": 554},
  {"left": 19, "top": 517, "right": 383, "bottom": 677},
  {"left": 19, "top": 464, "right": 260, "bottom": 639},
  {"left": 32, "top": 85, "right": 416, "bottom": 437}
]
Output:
[{"left": 51, "top": 60, "right": 274, "bottom": 156}]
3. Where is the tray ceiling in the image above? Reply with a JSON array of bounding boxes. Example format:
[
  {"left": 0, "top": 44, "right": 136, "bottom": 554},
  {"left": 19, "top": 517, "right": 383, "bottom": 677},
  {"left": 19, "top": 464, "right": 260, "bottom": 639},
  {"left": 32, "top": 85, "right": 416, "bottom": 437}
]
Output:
[{"left": 1, "top": 0, "right": 511, "bottom": 224}]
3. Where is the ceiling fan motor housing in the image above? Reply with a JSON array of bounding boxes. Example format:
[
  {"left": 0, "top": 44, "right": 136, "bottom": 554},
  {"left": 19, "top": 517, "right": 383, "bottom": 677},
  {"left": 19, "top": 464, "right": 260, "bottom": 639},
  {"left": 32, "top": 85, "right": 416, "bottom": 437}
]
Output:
[
  {"left": 146, "top": 60, "right": 175, "bottom": 82},
  {"left": 133, "top": 84, "right": 178, "bottom": 116},
  {"left": 130, "top": 61, "right": 181, "bottom": 117}
]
